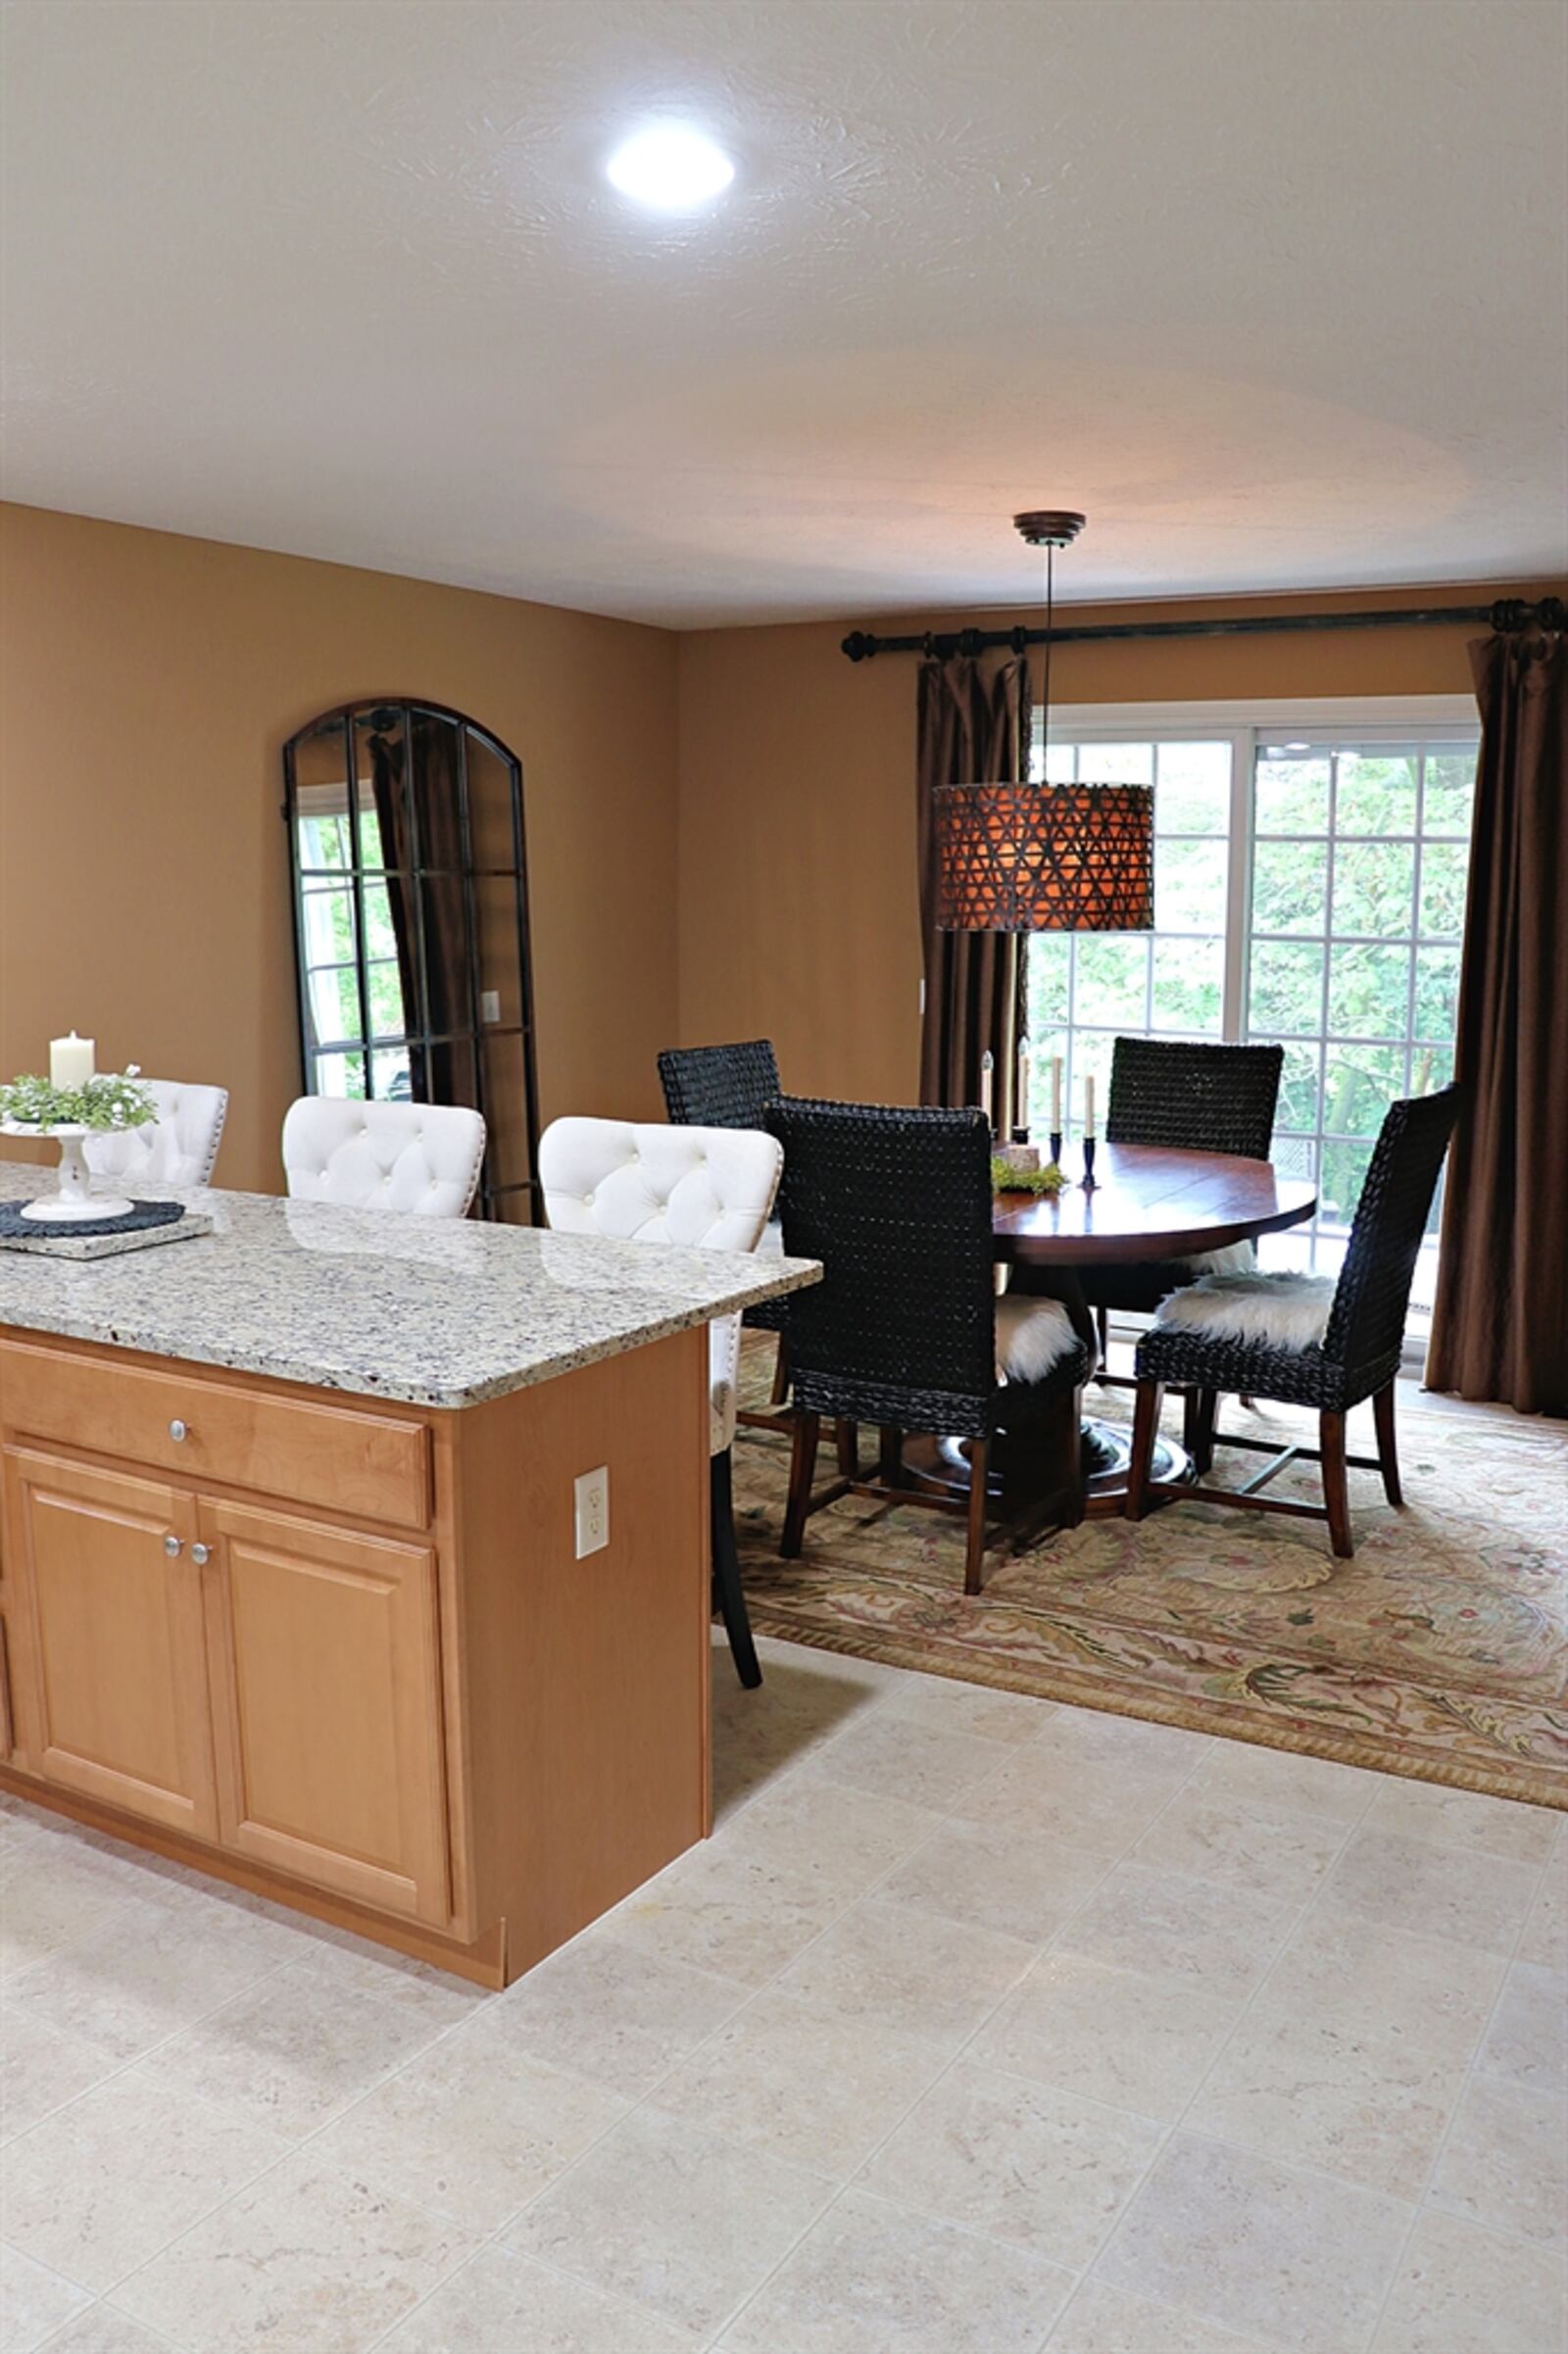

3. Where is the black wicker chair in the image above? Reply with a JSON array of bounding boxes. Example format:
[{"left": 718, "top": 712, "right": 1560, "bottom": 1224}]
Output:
[
  {"left": 1126, "top": 1085, "right": 1461, "bottom": 1557},
  {"left": 1078, "top": 1037, "right": 1286, "bottom": 1333},
  {"left": 659, "top": 1039, "right": 781, "bottom": 1132},
  {"left": 765, "top": 1099, "right": 1091, "bottom": 1594}
]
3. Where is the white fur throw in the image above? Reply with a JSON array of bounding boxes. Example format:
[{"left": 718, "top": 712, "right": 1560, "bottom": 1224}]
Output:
[
  {"left": 1153, "top": 1269, "right": 1336, "bottom": 1352},
  {"left": 1180, "top": 1240, "right": 1257, "bottom": 1277},
  {"left": 995, "top": 1296, "right": 1086, "bottom": 1385}
]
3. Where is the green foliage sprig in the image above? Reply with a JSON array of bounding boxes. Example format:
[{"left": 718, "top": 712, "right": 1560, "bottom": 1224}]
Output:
[
  {"left": 0, "top": 1067, "right": 157, "bottom": 1133},
  {"left": 991, "top": 1154, "right": 1066, "bottom": 1197}
]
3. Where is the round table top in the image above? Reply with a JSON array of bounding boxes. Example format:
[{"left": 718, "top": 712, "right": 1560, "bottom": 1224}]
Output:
[{"left": 993, "top": 1142, "right": 1316, "bottom": 1264}]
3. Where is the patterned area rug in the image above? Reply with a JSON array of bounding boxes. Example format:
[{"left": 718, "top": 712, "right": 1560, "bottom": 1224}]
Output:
[{"left": 732, "top": 1339, "right": 1568, "bottom": 1810}]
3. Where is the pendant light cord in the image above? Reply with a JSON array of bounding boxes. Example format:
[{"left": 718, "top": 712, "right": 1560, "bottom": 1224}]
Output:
[{"left": 1039, "top": 543, "right": 1054, "bottom": 777}]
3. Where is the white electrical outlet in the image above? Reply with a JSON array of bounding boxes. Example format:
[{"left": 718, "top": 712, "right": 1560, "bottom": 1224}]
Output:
[
  {"left": 480, "top": 989, "right": 502, "bottom": 1024},
  {"left": 573, "top": 1465, "right": 609, "bottom": 1558}
]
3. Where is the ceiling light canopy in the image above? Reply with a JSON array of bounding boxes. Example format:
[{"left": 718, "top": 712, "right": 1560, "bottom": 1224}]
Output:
[{"left": 606, "top": 125, "right": 735, "bottom": 212}]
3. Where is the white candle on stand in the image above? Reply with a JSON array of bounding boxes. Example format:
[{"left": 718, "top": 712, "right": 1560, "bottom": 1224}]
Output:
[
  {"left": 1085, "top": 1073, "right": 1097, "bottom": 1136},
  {"left": 980, "top": 1051, "right": 994, "bottom": 1127},
  {"left": 1016, "top": 1036, "right": 1031, "bottom": 1131},
  {"left": 1052, "top": 1055, "right": 1062, "bottom": 1132},
  {"left": 49, "top": 1032, "right": 95, "bottom": 1090}
]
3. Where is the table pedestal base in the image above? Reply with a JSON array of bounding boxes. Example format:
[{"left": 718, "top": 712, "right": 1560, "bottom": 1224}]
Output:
[{"left": 908, "top": 1418, "right": 1195, "bottom": 1526}]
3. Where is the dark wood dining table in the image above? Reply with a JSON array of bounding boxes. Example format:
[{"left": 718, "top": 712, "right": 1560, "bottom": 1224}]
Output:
[{"left": 991, "top": 1141, "right": 1317, "bottom": 1515}]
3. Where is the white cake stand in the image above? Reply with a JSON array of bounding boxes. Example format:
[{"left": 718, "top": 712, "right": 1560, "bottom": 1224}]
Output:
[{"left": 0, "top": 1123, "right": 135, "bottom": 1223}]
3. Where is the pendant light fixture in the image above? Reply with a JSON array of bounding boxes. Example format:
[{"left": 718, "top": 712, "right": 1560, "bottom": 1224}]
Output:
[{"left": 934, "top": 514, "right": 1154, "bottom": 933}]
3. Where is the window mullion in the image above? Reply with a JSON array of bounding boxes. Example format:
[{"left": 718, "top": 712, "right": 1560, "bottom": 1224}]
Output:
[{"left": 1223, "top": 726, "right": 1253, "bottom": 1043}]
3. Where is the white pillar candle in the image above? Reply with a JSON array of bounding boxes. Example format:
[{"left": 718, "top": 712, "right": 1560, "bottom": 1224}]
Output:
[
  {"left": 1016, "top": 1036, "right": 1031, "bottom": 1129},
  {"left": 980, "top": 1050, "right": 994, "bottom": 1126},
  {"left": 49, "top": 1032, "right": 95, "bottom": 1090},
  {"left": 1085, "top": 1072, "right": 1096, "bottom": 1136},
  {"left": 1052, "top": 1055, "right": 1062, "bottom": 1131}
]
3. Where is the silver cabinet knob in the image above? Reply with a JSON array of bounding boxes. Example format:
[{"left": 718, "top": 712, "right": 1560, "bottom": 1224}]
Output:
[
  {"left": 169, "top": 1419, "right": 188, "bottom": 1443},
  {"left": 164, "top": 1534, "right": 182, "bottom": 1557},
  {"left": 190, "top": 1543, "right": 211, "bottom": 1566}
]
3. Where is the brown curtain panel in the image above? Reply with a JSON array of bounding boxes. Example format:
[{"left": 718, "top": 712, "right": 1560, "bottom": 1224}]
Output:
[
  {"left": 1427, "top": 627, "right": 1568, "bottom": 1416},
  {"left": 917, "top": 653, "right": 1032, "bottom": 1130}
]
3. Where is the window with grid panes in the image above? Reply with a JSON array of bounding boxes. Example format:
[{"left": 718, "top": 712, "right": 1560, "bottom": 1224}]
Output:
[
  {"left": 1023, "top": 719, "right": 1477, "bottom": 1331},
  {"left": 1247, "top": 740, "right": 1474, "bottom": 1312},
  {"left": 1024, "top": 737, "right": 1233, "bottom": 1138}
]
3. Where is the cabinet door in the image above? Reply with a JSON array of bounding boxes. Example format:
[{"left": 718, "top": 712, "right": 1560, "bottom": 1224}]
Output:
[
  {"left": 2, "top": 1447, "right": 217, "bottom": 1838},
  {"left": 198, "top": 1499, "right": 450, "bottom": 1926}
]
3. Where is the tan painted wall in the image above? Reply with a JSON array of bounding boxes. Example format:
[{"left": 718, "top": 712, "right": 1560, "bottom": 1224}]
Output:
[
  {"left": 0, "top": 504, "right": 680, "bottom": 1193},
  {"left": 676, "top": 582, "right": 1559, "bottom": 1105}
]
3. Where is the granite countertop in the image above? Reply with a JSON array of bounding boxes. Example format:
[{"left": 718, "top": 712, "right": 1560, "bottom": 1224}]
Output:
[{"left": 0, "top": 1161, "right": 819, "bottom": 1409}]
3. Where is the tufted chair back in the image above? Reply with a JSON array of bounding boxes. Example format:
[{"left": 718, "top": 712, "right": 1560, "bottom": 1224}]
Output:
[
  {"left": 84, "top": 1079, "right": 228, "bottom": 1189},
  {"left": 281, "top": 1098, "right": 486, "bottom": 1218},
  {"left": 539, "top": 1117, "right": 783, "bottom": 1454}
]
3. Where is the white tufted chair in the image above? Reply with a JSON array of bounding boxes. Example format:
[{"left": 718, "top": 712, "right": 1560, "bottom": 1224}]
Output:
[
  {"left": 281, "top": 1098, "right": 486, "bottom": 1218},
  {"left": 84, "top": 1079, "right": 228, "bottom": 1190},
  {"left": 539, "top": 1116, "right": 784, "bottom": 1689}
]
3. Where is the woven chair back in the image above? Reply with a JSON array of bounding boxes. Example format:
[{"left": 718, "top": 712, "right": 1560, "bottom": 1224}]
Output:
[
  {"left": 1322, "top": 1086, "right": 1462, "bottom": 1377},
  {"left": 766, "top": 1098, "right": 998, "bottom": 1435},
  {"left": 659, "top": 1040, "right": 781, "bottom": 1131},
  {"left": 1105, "top": 1038, "right": 1284, "bottom": 1160}
]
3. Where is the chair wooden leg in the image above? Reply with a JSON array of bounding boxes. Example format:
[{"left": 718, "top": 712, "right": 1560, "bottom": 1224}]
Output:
[
  {"left": 835, "top": 1417, "right": 859, "bottom": 1478},
  {"left": 878, "top": 1425, "right": 904, "bottom": 1485},
  {"left": 1183, "top": 1386, "right": 1217, "bottom": 1476},
  {"left": 1320, "top": 1409, "right": 1354, "bottom": 1557},
  {"left": 710, "top": 1450, "right": 760, "bottom": 1689},
  {"left": 769, "top": 1335, "right": 791, "bottom": 1406},
  {"left": 1372, "top": 1379, "right": 1402, "bottom": 1507},
  {"left": 781, "top": 1411, "right": 820, "bottom": 1558},
  {"left": 1126, "top": 1379, "right": 1164, "bottom": 1519},
  {"left": 1096, "top": 1305, "right": 1109, "bottom": 1377},
  {"left": 963, "top": 1437, "right": 990, "bottom": 1595}
]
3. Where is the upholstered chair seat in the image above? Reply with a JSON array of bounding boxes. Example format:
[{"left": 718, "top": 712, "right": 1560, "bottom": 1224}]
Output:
[
  {"left": 281, "top": 1098, "right": 486, "bottom": 1218},
  {"left": 538, "top": 1115, "right": 784, "bottom": 1687},
  {"left": 84, "top": 1078, "right": 228, "bottom": 1189}
]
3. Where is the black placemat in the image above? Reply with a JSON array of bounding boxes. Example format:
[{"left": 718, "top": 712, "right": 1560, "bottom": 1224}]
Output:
[{"left": 0, "top": 1199, "right": 187, "bottom": 1241}]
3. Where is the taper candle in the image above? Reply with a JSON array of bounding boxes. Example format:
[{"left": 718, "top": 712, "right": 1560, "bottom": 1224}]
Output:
[
  {"left": 980, "top": 1050, "right": 994, "bottom": 1126},
  {"left": 1085, "top": 1072, "right": 1096, "bottom": 1136},
  {"left": 49, "top": 1032, "right": 95, "bottom": 1090},
  {"left": 1016, "top": 1036, "right": 1031, "bottom": 1132},
  {"left": 1052, "top": 1054, "right": 1062, "bottom": 1131}
]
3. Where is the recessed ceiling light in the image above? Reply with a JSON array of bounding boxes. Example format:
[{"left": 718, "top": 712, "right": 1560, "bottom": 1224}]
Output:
[{"left": 606, "top": 125, "right": 735, "bottom": 212}]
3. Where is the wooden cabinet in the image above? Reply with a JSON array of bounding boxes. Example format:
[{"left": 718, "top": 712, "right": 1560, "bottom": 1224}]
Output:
[
  {"left": 0, "top": 1323, "right": 710, "bottom": 1988},
  {"left": 199, "top": 1499, "right": 450, "bottom": 1926},
  {"left": 2, "top": 1447, "right": 218, "bottom": 1840}
]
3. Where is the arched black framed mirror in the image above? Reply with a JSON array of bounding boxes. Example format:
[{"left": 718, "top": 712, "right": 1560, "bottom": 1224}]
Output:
[{"left": 283, "top": 698, "right": 541, "bottom": 1221}]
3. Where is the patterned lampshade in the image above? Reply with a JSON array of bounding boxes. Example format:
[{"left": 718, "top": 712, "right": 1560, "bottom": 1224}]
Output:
[{"left": 933, "top": 780, "right": 1154, "bottom": 933}]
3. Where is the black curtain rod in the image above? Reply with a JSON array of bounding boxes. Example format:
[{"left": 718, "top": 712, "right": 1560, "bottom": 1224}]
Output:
[{"left": 840, "top": 595, "right": 1564, "bottom": 663}]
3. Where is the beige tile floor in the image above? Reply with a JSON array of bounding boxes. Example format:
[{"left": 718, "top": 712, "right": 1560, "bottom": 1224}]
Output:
[{"left": 1, "top": 1636, "right": 1564, "bottom": 2354}]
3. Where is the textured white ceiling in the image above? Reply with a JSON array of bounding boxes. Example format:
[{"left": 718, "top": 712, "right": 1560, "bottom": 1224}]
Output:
[{"left": 3, "top": 0, "right": 1565, "bottom": 626}]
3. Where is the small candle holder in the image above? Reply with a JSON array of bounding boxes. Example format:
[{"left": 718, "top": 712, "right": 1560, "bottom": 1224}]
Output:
[
  {"left": 1049, "top": 1129, "right": 1063, "bottom": 1168},
  {"left": 1081, "top": 1136, "right": 1098, "bottom": 1191}
]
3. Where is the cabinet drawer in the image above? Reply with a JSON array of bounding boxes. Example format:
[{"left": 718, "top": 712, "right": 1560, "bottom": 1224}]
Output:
[{"left": 0, "top": 1343, "right": 430, "bottom": 1531}]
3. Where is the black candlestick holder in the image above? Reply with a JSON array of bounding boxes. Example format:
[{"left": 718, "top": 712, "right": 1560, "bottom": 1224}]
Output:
[
  {"left": 1049, "top": 1129, "right": 1063, "bottom": 1168},
  {"left": 1011, "top": 1124, "right": 1030, "bottom": 1147},
  {"left": 1081, "top": 1136, "right": 1098, "bottom": 1190}
]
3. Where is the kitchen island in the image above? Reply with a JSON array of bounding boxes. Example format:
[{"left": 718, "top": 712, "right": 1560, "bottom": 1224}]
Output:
[{"left": 0, "top": 1164, "right": 817, "bottom": 1986}]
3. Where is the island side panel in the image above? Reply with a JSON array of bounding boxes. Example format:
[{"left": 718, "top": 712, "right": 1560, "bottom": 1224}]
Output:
[{"left": 450, "top": 1321, "right": 710, "bottom": 1982}]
